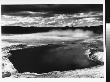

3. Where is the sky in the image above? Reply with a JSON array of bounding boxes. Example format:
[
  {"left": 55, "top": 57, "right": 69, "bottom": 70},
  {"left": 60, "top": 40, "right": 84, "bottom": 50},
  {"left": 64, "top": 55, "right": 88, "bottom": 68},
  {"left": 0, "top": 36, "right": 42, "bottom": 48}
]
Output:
[
  {"left": 1, "top": 4, "right": 103, "bottom": 14},
  {"left": 1, "top": 4, "right": 103, "bottom": 27}
]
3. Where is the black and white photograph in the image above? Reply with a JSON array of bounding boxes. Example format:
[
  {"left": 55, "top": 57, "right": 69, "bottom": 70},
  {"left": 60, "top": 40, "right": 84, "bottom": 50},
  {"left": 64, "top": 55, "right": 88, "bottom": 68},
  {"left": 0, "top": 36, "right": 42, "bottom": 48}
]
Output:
[
  {"left": 105, "top": 0, "right": 110, "bottom": 23},
  {"left": 106, "top": 23, "right": 110, "bottom": 82},
  {"left": 1, "top": 4, "right": 105, "bottom": 78},
  {"left": 106, "top": 0, "right": 110, "bottom": 82}
]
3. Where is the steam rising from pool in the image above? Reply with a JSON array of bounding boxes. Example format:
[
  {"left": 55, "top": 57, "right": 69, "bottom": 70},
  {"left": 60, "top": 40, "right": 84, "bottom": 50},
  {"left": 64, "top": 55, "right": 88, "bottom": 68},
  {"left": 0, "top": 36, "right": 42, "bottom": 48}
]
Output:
[
  {"left": 2, "top": 29, "right": 95, "bottom": 42},
  {"left": 45, "top": 29, "right": 94, "bottom": 38}
]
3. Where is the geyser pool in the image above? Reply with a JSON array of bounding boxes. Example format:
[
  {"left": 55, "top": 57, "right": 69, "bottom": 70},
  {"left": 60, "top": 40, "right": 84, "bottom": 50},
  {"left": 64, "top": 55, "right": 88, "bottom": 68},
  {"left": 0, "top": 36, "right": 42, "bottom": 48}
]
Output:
[{"left": 8, "top": 44, "right": 101, "bottom": 74}]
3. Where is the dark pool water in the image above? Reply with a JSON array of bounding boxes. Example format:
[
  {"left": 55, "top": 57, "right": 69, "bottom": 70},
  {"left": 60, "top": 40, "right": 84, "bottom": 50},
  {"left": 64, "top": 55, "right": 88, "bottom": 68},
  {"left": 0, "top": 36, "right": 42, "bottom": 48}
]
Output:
[{"left": 8, "top": 44, "right": 101, "bottom": 74}]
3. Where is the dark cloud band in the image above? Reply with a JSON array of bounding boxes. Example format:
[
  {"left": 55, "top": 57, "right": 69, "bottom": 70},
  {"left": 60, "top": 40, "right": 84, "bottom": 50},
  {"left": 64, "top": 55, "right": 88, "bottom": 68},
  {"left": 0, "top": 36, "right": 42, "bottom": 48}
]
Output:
[{"left": 1, "top": 4, "right": 103, "bottom": 14}]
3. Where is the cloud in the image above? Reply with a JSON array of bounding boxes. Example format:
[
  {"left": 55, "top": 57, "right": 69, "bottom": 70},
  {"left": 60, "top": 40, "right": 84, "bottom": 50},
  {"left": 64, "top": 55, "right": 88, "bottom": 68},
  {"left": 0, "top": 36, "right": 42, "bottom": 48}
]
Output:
[
  {"left": 1, "top": 11, "right": 103, "bottom": 27},
  {"left": 3, "top": 11, "right": 54, "bottom": 17},
  {"left": 1, "top": 4, "right": 103, "bottom": 14}
]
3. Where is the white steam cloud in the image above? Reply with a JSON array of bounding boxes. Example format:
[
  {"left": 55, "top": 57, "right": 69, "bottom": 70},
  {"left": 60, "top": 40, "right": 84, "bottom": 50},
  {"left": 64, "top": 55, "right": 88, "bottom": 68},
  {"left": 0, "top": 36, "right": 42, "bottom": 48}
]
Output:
[
  {"left": 2, "top": 29, "right": 94, "bottom": 43},
  {"left": 42, "top": 29, "right": 94, "bottom": 38}
]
